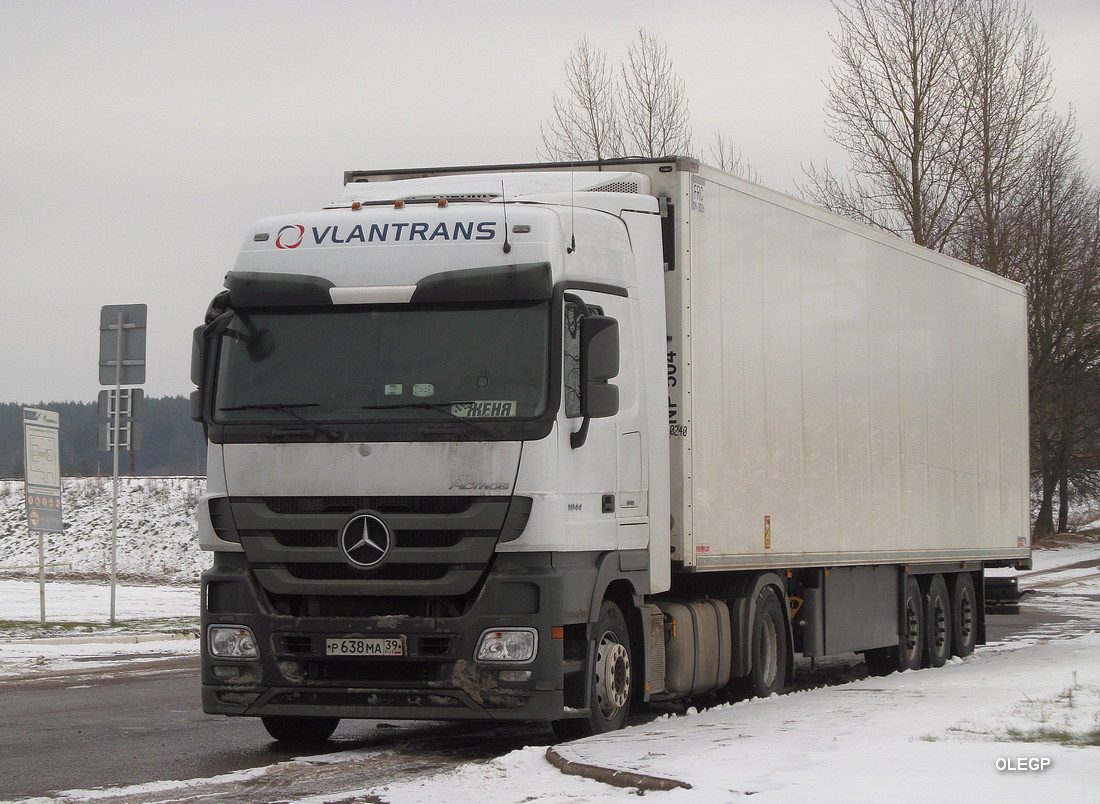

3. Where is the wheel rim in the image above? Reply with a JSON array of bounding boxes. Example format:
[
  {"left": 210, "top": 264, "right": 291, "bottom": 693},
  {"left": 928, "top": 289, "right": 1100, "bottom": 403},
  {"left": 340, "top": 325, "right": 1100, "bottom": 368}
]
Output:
[
  {"left": 958, "top": 586, "right": 974, "bottom": 644},
  {"left": 932, "top": 597, "right": 948, "bottom": 652},
  {"left": 594, "top": 631, "right": 630, "bottom": 718},
  {"left": 759, "top": 612, "right": 780, "bottom": 687},
  {"left": 903, "top": 596, "right": 920, "bottom": 664}
]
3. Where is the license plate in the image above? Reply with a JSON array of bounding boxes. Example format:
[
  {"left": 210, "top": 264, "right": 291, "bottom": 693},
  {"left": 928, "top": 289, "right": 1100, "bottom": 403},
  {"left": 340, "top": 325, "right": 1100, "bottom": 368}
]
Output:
[{"left": 325, "top": 637, "right": 405, "bottom": 657}]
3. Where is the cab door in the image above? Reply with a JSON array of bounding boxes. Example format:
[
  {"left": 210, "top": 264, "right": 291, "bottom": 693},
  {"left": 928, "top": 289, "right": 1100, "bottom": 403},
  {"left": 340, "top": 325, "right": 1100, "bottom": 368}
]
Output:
[{"left": 559, "top": 291, "right": 645, "bottom": 551}]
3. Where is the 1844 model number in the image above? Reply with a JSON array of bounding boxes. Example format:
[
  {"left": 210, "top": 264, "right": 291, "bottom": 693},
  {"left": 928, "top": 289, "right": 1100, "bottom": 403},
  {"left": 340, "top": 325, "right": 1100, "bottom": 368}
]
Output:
[{"left": 326, "top": 637, "right": 404, "bottom": 657}]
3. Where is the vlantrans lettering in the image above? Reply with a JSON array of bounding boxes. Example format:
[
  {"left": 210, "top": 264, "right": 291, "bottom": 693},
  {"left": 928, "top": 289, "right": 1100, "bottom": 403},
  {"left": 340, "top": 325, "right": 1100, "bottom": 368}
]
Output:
[{"left": 290, "top": 221, "right": 499, "bottom": 247}]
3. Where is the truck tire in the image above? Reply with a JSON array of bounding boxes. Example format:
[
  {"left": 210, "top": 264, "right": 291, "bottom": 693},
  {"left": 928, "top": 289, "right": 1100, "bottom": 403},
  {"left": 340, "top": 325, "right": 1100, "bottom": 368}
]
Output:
[
  {"left": 950, "top": 572, "right": 977, "bottom": 657},
  {"left": 922, "top": 574, "right": 952, "bottom": 668},
  {"left": 746, "top": 587, "right": 788, "bottom": 697},
  {"left": 863, "top": 574, "right": 923, "bottom": 675},
  {"left": 552, "top": 601, "right": 632, "bottom": 741},
  {"left": 261, "top": 715, "right": 340, "bottom": 743}
]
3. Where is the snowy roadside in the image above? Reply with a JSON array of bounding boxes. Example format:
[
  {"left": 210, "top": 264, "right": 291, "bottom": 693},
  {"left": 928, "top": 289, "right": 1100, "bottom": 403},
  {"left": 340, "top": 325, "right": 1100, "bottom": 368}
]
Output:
[
  {"left": 375, "top": 633, "right": 1100, "bottom": 804},
  {"left": 0, "top": 579, "right": 199, "bottom": 679},
  {"left": 300, "top": 550, "right": 1100, "bottom": 803},
  {"left": 13, "top": 626, "right": 1096, "bottom": 804},
  {"left": 0, "top": 477, "right": 205, "bottom": 679}
]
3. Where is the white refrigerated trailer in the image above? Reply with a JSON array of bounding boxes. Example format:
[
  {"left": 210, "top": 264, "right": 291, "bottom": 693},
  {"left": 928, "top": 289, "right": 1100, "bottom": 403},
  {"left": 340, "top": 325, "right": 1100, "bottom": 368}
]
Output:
[{"left": 193, "top": 157, "right": 1030, "bottom": 741}]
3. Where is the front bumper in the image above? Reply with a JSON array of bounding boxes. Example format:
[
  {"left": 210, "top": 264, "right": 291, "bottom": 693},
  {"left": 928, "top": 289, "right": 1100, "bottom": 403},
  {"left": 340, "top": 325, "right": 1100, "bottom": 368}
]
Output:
[{"left": 201, "top": 551, "right": 567, "bottom": 721}]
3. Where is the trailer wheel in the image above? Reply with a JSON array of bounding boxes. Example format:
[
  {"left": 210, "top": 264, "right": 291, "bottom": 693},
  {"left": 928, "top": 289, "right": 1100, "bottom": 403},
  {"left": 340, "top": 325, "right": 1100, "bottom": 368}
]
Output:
[
  {"left": 552, "top": 601, "right": 632, "bottom": 741},
  {"left": 746, "top": 588, "right": 788, "bottom": 697},
  {"left": 898, "top": 574, "right": 924, "bottom": 670},
  {"left": 261, "top": 715, "right": 340, "bottom": 743},
  {"left": 922, "top": 574, "right": 952, "bottom": 668},
  {"left": 864, "top": 574, "right": 923, "bottom": 675},
  {"left": 950, "top": 572, "right": 977, "bottom": 657}
]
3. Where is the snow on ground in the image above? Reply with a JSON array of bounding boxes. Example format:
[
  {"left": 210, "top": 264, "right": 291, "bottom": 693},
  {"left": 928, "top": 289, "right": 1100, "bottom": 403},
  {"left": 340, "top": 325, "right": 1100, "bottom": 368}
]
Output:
[
  {"left": 303, "top": 546, "right": 1098, "bottom": 803},
  {"left": 0, "top": 477, "right": 208, "bottom": 582},
  {"left": 0, "top": 480, "right": 1096, "bottom": 802},
  {"left": 0, "top": 578, "right": 198, "bottom": 679},
  {"left": 375, "top": 636, "right": 1100, "bottom": 804},
  {"left": 0, "top": 477, "right": 204, "bottom": 679}
]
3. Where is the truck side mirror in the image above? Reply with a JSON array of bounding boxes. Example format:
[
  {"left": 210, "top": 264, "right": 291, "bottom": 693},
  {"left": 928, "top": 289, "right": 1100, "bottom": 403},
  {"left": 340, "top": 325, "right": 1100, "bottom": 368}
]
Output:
[
  {"left": 189, "top": 389, "right": 204, "bottom": 423},
  {"left": 191, "top": 327, "right": 207, "bottom": 423},
  {"left": 580, "top": 315, "right": 619, "bottom": 419},
  {"left": 571, "top": 315, "right": 619, "bottom": 448},
  {"left": 191, "top": 326, "right": 205, "bottom": 387}
]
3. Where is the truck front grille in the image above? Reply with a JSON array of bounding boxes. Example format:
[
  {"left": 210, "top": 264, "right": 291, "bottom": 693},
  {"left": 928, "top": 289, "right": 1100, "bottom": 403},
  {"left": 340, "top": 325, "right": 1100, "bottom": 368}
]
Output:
[
  {"left": 285, "top": 563, "right": 450, "bottom": 581},
  {"left": 227, "top": 495, "right": 527, "bottom": 599}
]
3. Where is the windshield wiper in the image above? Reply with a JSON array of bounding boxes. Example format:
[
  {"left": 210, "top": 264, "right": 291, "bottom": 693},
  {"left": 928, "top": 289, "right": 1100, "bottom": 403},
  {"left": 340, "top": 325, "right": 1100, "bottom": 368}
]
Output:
[
  {"left": 219, "top": 403, "right": 343, "bottom": 441},
  {"left": 361, "top": 402, "right": 498, "bottom": 439}
]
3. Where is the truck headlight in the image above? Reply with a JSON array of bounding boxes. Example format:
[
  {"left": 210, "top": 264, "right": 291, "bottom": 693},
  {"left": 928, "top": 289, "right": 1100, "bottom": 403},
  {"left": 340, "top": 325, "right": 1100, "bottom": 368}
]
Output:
[
  {"left": 475, "top": 628, "right": 538, "bottom": 663},
  {"left": 208, "top": 625, "right": 259, "bottom": 660}
]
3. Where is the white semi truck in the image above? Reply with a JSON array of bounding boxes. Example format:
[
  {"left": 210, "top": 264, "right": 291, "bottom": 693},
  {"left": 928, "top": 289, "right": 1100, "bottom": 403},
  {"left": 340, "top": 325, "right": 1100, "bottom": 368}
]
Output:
[{"left": 192, "top": 157, "right": 1030, "bottom": 742}]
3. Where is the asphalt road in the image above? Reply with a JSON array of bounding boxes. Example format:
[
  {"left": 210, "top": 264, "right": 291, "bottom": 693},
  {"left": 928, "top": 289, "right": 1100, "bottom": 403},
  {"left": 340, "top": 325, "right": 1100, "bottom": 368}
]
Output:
[
  {"left": 1, "top": 569, "right": 1090, "bottom": 802},
  {"left": 0, "top": 656, "right": 550, "bottom": 800},
  {"left": 2, "top": 657, "right": 286, "bottom": 798}
]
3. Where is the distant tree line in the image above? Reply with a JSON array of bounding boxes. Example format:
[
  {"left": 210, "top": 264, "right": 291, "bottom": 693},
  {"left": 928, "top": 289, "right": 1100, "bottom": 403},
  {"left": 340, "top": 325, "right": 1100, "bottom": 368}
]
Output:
[{"left": 1, "top": 396, "right": 205, "bottom": 478}]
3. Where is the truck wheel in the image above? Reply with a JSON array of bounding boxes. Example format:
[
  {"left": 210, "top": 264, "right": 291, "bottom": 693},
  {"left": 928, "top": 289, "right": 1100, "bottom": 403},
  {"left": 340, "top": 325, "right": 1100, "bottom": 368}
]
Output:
[
  {"left": 746, "top": 588, "right": 788, "bottom": 697},
  {"left": 261, "top": 715, "right": 340, "bottom": 743},
  {"left": 864, "top": 574, "right": 923, "bottom": 675},
  {"left": 552, "top": 601, "right": 632, "bottom": 741},
  {"left": 922, "top": 574, "right": 952, "bottom": 668},
  {"left": 950, "top": 572, "right": 977, "bottom": 657},
  {"left": 898, "top": 575, "right": 924, "bottom": 671}
]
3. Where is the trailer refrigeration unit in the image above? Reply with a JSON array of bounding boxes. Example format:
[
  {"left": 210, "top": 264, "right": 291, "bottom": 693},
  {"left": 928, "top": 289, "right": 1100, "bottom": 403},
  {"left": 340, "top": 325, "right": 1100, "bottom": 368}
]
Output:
[{"left": 192, "top": 157, "right": 1030, "bottom": 741}]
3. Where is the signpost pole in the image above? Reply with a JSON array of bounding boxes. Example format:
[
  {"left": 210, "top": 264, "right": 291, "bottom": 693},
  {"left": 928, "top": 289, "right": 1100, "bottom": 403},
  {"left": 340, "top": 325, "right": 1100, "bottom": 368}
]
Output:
[
  {"left": 38, "top": 529, "right": 45, "bottom": 624},
  {"left": 110, "top": 310, "right": 122, "bottom": 625},
  {"left": 98, "top": 303, "right": 146, "bottom": 626}
]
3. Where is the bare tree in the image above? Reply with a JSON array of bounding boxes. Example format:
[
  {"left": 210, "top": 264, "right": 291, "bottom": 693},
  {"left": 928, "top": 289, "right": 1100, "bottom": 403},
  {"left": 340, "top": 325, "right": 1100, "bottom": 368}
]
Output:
[
  {"left": 803, "top": 0, "right": 972, "bottom": 249},
  {"left": 619, "top": 28, "right": 693, "bottom": 158},
  {"left": 1012, "top": 114, "right": 1100, "bottom": 536},
  {"left": 709, "top": 131, "right": 760, "bottom": 183},
  {"left": 540, "top": 30, "right": 697, "bottom": 163},
  {"left": 952, "top": 0, "right": 1053, "bottom": 275},
  {"left": 539, "top": 37, "right": 623, "bottom": 161}
]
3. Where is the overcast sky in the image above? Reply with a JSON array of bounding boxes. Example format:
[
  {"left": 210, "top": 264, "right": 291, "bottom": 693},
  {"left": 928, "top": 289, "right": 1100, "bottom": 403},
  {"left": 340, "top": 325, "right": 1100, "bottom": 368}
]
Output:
[{"left": 2, "top": 0, "right": 1096, "bottom": 406}]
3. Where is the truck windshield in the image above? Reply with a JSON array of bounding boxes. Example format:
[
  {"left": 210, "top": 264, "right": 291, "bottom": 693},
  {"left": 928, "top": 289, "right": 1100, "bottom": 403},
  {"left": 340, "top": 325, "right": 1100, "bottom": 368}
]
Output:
[{"left": 212, "top": 301, "right": 550, "bottom": 423}]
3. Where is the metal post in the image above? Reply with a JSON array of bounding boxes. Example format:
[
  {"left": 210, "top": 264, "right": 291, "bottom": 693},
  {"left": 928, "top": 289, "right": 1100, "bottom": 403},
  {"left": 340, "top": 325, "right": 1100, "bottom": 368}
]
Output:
[
  {"left": 37, "top": 528, "right": 45, "bottom": 624},
  {"left": 110, "top": 310, "right": 122, "bottom": 625}
]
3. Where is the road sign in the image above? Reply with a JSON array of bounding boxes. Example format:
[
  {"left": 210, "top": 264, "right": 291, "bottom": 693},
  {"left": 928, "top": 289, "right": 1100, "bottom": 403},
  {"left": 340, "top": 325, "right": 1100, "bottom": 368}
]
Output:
[
  {"left": 99, "top": 304, "right": 148, "bottom": 386},
  {"left": 23, "top": 408, "right": 62, "bottom": 534},
  {"left": 98, "top": 420, "right": 143, "bottom": 451},
  {"left": 23, "top": 407, "right": 61, "bottom": 623},
  {"left": 98, "top": 388, "right": 144, "bottom": 418}
]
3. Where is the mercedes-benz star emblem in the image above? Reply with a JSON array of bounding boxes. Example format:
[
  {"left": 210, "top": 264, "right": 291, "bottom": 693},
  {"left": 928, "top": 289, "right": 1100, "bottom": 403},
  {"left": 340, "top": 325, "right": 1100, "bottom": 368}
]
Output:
[{"left": 339, "top": 513, "right": 391, "bottom": 568}]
